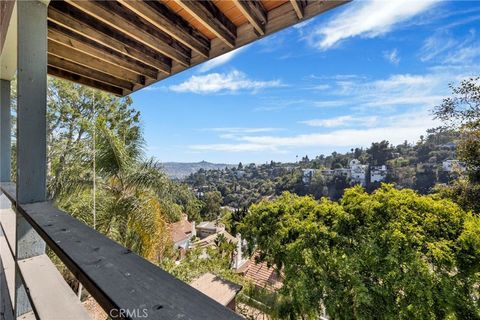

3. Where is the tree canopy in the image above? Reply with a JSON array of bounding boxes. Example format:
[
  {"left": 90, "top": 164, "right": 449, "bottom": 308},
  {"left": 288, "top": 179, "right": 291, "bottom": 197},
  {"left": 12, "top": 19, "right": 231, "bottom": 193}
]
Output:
[
  {"left": 239, "top": 185, "right": 480, "bottom": 319},
  {"left": 434, "top": 77, "right": 480, "bottom": 213},
  {"left": 40, "top": 78, "right": 201, "bottom": 262}
]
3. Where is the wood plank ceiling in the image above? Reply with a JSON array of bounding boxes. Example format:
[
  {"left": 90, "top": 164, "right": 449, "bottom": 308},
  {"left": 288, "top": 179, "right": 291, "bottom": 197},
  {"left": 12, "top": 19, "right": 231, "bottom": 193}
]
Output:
[{"left": 46, "top": 0, "right": 347, "bottom": 96}]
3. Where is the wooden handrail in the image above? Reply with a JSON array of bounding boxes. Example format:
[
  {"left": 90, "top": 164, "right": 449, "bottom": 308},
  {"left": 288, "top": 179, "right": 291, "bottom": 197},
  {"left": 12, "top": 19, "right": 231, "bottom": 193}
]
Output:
[{"left": 0, "top": 183, "right": 242, "bottom": 320}]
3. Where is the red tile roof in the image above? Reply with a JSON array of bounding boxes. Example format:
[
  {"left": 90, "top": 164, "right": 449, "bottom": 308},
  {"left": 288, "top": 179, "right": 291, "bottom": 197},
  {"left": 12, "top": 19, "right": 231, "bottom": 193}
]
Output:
[
  {"left": 238, "top": 253, "right": 283, "bottom": 291},
  {"left": 169, "top": 215, "right": 193, "bottom": 243}
]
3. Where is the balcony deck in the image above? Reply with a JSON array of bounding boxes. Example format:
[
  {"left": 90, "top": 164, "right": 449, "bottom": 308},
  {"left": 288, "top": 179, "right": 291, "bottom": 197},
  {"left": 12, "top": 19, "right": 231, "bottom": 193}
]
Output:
[{"left": 0, "top": 183, "right": 242, "bottom": 319}]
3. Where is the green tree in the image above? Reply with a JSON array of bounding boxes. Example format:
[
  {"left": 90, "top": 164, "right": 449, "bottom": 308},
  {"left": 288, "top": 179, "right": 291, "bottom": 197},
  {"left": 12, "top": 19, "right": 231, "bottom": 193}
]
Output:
[
  {"left": 239, "top": 185, "right": 480, "bottom": 319},
  {"left": 201, "top": 190, "right": 223, "bottom": 220},
  {"left": 367, "top": 140, "right": 392, "bottom": 166},
  {"left": 434, "top": 77, "right": 480, "bottom": 213},
  {"left": 44, "top": 78, "right": 197, "bottom": 262},
  {"left": 47, "top": 78, "right": 141, "bottom": 200}
]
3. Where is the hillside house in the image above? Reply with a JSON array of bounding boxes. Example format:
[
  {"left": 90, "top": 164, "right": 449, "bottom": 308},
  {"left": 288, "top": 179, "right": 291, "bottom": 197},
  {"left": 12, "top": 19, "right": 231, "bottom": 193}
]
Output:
[
  {"left": 370, "top": 165, "right": 388, "bottom": 183},
  {"left": 196, "top": 221, "right": 226, "bottom": 239},
  {"left": 319, "top": 159, "right": 368, "bottom": 186},
  {"left": 169, "top": 214, "right": 196, "bottom": 250},
  {"left": 321, "top": 169, "right": 335, "bottom": 176},
  {"left": 350, "top": 159, "right": 367, "bottom": 186},
  {"left": 302, "top": 168, "right": 316, "bottom": 184},
  {"left": 442, "top": 159, "right": 466, "bottom": 172},
  {"left": 193, "top": 229, "right": 237, "bottom": 249}
]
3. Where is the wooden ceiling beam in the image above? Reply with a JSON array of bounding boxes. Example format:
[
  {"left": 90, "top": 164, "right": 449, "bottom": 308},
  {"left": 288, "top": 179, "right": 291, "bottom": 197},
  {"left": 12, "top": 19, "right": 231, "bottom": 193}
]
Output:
[
  {"left": 48, "top": 4, "right": 171, "bottom": 76},
  {"left": 65, "top": 0, "right": 190, "bottom": 67},
  {"left": 48, "top": 55, "right": 134, "bottom": 91},
  {"left": 47, "top": 0, "right": 347, "bottom": 96},
  {"left": 148, "top": 0, "right": 347, "bottom": 95},
  {"left": 233, "top": 0, "right": 267, "bottom": 36},
  {"left": 48, "top": 66, "right": 126, "bottom": 96},
  {"left": 48, "top": 40, "right": 145, "bottom": 86},
  {"left": 290, "top": 0, "right": 307, "bottom": 19},
  {"left": 166, "top": 1, "right": 346, "bottom": 82},
  {"left": 118, "top": 0, "right": 210, "bottom": 58},
  {"left": 173, "top": 0, "right": 237, "bottom": 48},
  {"left": 48, "top": 23, "right": 158, "bottom": 80}
]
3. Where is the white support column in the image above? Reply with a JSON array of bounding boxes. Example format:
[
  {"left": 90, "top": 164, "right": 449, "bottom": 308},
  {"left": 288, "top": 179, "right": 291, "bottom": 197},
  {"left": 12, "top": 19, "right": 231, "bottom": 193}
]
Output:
[
  {"left": 0, "top": 79, "right": 11, "bottom": 183},
  {"left": 15, "top": 1, "right": 48, "bottom": 317}
]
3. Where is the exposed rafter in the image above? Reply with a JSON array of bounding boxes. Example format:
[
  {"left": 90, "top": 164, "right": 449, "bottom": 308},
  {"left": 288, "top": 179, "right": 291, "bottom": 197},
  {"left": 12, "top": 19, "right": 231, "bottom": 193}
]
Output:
[
  {"left": 48, "top": 23, "right": 158, "bottom": 80},
  {"left": 48, "top": 66, "right": 126, "bottom": 96},
  {"left": 65, "top": 0, "right": 191, "bottom": 67},
  {"left": 118, "top": 0, "right": 210, "bottom": 58},
  {"left": 42, "top": 0, "right": 347, "bottom": 95},
  {"left": 233, "top": 0, "right": 267, "bottom": 35},
  {"left": 173, "top": 0, "right": 237, "bottom": 48},
  {"left": 290, "top": 0, "right": 307, "bottom": 19},
  {"left": 48, "top": 3, "right": 172, "bottom": 76},
  {"left": 48, "top": 55, "right": 134, "bottom": 91},
  {"left": 48, "top": 40, "right": 145, "bottom": 85}
]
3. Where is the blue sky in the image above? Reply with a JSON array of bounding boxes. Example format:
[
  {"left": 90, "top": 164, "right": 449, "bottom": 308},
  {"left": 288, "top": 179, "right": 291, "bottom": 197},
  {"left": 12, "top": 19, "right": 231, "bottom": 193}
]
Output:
[{"left": 130, "top": 0, "right": 480, "bottom": 164}]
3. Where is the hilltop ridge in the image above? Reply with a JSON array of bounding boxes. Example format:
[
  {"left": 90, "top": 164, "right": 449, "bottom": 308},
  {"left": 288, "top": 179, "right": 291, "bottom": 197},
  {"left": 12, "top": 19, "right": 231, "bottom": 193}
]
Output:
[{"left": 160, "top": 161, "right": 236, "bottom": 179}]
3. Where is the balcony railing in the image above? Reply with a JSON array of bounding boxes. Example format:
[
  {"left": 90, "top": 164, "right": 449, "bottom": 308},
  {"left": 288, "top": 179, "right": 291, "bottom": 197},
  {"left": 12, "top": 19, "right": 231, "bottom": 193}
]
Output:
[{"left": 0, "top": 182, "right": 241, "bottom": 319}]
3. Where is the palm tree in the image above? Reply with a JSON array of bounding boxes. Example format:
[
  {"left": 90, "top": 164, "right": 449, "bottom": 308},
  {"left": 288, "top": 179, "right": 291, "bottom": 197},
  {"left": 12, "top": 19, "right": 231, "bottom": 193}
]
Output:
[
  {"left": 52, "top": 92, "right": 173, "bottom": 263},
  {"left": 93, "top": 120, "right": 171, "bottom": 261}
]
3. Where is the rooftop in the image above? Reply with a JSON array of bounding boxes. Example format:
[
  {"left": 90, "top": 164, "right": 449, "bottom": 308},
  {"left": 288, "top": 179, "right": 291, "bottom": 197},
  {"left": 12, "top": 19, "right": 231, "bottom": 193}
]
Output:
[
  {"left": 190, "top": 273, "right": 242, "bottom": 307},
  {"left": 193, "top": 229, "right": 237, "bottom": 248},
  {"left": 169, "top": 214, "right": 193, "bottom": 243},
  {"left": 238, "top": 253, "right": 283, "bottom": 291},
  {"left": 197, "top": 221, "right": 222, "bottom": 229}
]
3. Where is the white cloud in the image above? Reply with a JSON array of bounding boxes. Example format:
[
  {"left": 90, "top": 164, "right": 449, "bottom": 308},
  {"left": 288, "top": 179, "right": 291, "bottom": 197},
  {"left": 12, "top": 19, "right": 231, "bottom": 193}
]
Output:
[
  {"left": 419, "top": 29, "right": 477, "bottom": 63},
  {"left": 444, "top": 43, "right": 480, "bottom": 65},
  {"left": 205, "top": 127, "right": 280, "bottom": 134},
  {"left": 326, "top": 72, "right": 464, "bottom": 111},
  {"left": 383, "top": 49, "right": 400, "bottom": 65},
  {"left": 312, "top": 84, "right": 331, "bottom": 91},
  {"left": 198, "top": 47, "right": 245, "bottom": 73},
  {"left": 189, "top": 64, "right": 480, "bottom": 154},
  {"left": 204, "top": 127, "right": 282, "bottom": 140},
  {"left": 420, "top": 32, "right": 457, "bottom": 62},
  {"left": 190, "top": 143, "right": 278, "bottom": 153},
  {"left": 312, "top": 100, "right": 349, "bottom": 108},
  {"left": 307, "top": 0, "right": 438, "bottom": 50},
  {"left": 169, "top": 70, "right": 283, "bottom": 94},
  {"left": 301, "top": 115, "right": 378, "bottom": 128},
  {"left": 293, "top": 19, "right": 315, "bottom": 30},
  {"left": 189, "top": 109, "right": 441, "bottom": 153},
  {"left": 256, "top": 67, "right": 475, "bottom": 114}
]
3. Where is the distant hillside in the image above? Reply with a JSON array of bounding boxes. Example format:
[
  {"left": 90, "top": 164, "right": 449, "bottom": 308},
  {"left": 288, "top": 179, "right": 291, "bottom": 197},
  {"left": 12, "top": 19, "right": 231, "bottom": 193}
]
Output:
[{"left": 160, "top": 161, "right": 235, "bottom": 179}]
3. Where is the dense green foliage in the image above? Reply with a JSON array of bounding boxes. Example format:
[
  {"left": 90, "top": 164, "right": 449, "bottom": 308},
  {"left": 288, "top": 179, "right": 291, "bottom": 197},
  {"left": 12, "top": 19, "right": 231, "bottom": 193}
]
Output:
[
  {"left": 185, "top": 130, "right": 460, "bottom": 210},
  {"left": 41, "top": 79, "right": 202, "bottom": 261},
  {"left": 161, "top": 246, "right": 237, "bottom": 284},
  {"left": 239, "top": 186, "right": 480, "bottom": 319},
  {"left": 434, "top": 77, "right": 480, "bottom": 213}
]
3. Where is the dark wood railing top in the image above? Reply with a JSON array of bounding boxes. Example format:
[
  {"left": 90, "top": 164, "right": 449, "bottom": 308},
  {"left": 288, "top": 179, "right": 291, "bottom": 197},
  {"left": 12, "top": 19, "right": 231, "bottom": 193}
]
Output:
[{"left": 0, "top": 182, "right": 242, "bottom": 320}]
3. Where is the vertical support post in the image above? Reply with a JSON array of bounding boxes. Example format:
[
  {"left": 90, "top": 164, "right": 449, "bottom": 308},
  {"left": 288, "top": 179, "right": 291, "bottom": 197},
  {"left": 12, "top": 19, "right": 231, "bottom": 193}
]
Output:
[
  {"left": 0, "top": 80, "right": 11, "bottom": 183},
  {"left": 15, "top": 1, "right": 48, "bottom": 317},
  {"left": 0, "top": 80, "right": 11, "bottom": 211}
]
